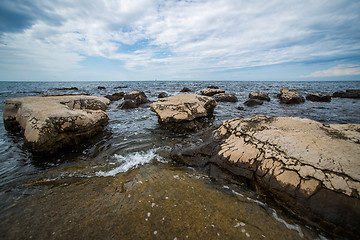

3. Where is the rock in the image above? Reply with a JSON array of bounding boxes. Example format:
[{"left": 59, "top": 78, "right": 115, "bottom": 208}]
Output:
[
  {"left": 114, "top": 86, "right": 128, "bottom": 89},
  {"left": 306, "top": 93, "right": 331, "bottom": 102},
  {"left": 200, "top": 88, "right": 225, "bottom": 96},
  {"left": 180, "top": 87, "right": 192, "bottom": 92},
  {"left": 52, "top": 87, "right": 78, "bottom": 91},
  {"left": 171, "top": 115, "right": 360, "bottom": 238},
  {"left": 278, "top": 87, "right": 305, "bottom": 104},
  {"left": 158, "top": 92, "right": 168, "bottom": 98},
  {"left": 150, "top": 94, "right": 217, "bottom": 132},
  {"left": 207, "top": 85, "right": 219, "bottom": 89},
  {"left": 213, "top": 93, "right": 238, "bottom": 102},
  {"left": 3, "top": 94, "right": 110, "bottom": 155},
  {"left": 104, "top": 92, "right": 124, "bottom": 101},
  {"left": 249, "top": 92, "right": 270, "bottom": 101},
  {"left": 244, "top": 99, "right": 263, "bottom": 106},
  {"left": 333, "top": 89, "right": 360, "bottom": 98},
  {"left": 118, "top": 100, "right": 138, "bottom": 109},
  {"left": 236, "top": 106, "right": 245, "bottom": 111},
  {"left": 97, "top": 86, "right": 106, "bottom": 90},
  {"left": 124, "top": 91, "right": 149, "bottom": 105}
]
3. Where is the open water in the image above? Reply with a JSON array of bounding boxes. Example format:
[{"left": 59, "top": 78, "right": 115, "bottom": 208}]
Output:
[{"left": 0, "top": 81, "right": 359, "bottom": 239}]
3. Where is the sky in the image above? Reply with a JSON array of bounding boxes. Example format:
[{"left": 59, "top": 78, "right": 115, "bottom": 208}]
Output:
[{"left": 0, "top": 0, "right": 360, "bottom": 81}]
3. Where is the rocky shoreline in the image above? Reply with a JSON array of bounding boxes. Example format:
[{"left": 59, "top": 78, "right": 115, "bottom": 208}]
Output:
[
  {"left": 171, "top": 115, "right": 360, "bottom": 238},
  {"left": 2, "top": 86, "right": 360, "bottom": 238}
]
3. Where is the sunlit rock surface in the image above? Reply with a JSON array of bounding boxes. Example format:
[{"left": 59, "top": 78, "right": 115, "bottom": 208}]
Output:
[
  {"left": 150, "top": 94, "right": 217, "bottom": 132},
  {"left": 3, "top": 94, "right": 110, "bottom": 154},
  {"left": 171, "top": 115, "right": 360, "bottom": 237}
]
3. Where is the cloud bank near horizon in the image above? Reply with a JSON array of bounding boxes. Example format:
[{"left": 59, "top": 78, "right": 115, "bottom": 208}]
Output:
[{"left": 0, "top": 0, "right": 359, "bottom": 81}]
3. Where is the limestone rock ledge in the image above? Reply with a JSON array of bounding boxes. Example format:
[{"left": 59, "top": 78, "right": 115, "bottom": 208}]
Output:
[
  {"left": 3, "top": 94, "right": 110, "bottom": 154},
  {"left": 171, "top": 115, "right": 360, "bottom": 237},
  {"left": 150, "top": 94, "right": 217, "bottom": 132}
]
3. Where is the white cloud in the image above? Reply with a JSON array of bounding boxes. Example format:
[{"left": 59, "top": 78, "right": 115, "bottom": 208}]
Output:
[
  {"left": 0, "top": 0, "right": 359, "bottom": 80},
  {"left": 303, "top": 64, "right": 360, "bottom": 78}
]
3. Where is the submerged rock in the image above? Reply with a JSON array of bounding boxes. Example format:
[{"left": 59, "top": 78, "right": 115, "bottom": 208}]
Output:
[
  {"left": 332, "top": 89, "right": 360, "bottom": 98},
  {"left": 150, "top": 94, "right": 217, "bottom": 132},
  {"left": 244, "top": 99, "right": 263, "bottom": 107},
  {"left": 3, "top": 94, "right": 110, "bottom": 155},
  {"left": 97, "top": 86, "right": 106, "bottom": 90},
  {"left": 213, "top": 93, "right": 238, "bottom": 102},
  {"left": 105, "top": 92, "right": 124, "bottom": 101},
  {"left": 249, "top": 91, "right": 270, "bottom": 101},
  {"left": 200, "top": 88, "right": 225, "bottom": 96},
  {"left": 278, "top": 87, "right": 305, "bottom": 104},
  {"left": 306, "top": 93, "right": 331, "bottom": 102},
  {"left": 171, "top": 115, "right": 360, "bottom": 238}
]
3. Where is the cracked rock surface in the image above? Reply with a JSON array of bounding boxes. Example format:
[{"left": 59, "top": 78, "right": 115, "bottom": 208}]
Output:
[
  {"left": 171, "top": 115, "right": 360, "bottom": 237},
  {"left": 150, "top": 94, "right": 217, "bottom": 132},
  {"left": 3, "top": 94, "right": 110, "bottom": 155}
]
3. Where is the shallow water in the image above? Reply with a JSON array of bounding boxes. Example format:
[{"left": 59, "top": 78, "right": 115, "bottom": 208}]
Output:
[{"left": 0, "top": 81, "right": 359, "bottom": 239}]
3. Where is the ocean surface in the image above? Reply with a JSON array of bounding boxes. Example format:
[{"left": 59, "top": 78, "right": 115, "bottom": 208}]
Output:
[{"left": 0, "top": 80, "right": 359, "bottom": 239}]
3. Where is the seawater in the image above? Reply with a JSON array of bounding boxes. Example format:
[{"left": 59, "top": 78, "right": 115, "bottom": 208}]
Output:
[{"left": 0, "top": 81, "right": 359, "bottom": 239}]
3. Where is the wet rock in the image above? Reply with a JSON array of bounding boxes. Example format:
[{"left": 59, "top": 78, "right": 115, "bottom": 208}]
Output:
[
  {"left": 213, "top": 93, "right": 238, "bottom": 102},
  {"left": 105, "top": 92, "right": 124, "bottom": 101},
  {"left": 278, "top": 87, "right": 305, "bottom": 104},
  {"left": 207, "top": 85, "right": 219, "bottom": 89},
  {"left": 118, "top": 100, "right": 138, "bottom": 109},
  {"left": 236, "top": 106, "right": 245, "bottom": 111},
  {"left": 3, "top": 94, "right": 110, "bottom": 155},
  {"left": 114, "top": 86, "right": 128, "bottom": 89},
  {"left": 171, "top": 115, "right": 360, "bottom": 238},
  {"left": 158, "top": 92, "right": 168, "bottom": 98},
  {"left": 124, "top": 91, "right": 149, "bottom": 105},
  {"left": 52, "top": 87, "right": 78, "bottom": 91},
  {"left": 200, "top": 88, "right": 225, "bottom": 96},
  {"left": 332, "top": 89, "right": 360, "bottom": 98},
  {"left": 249, "top": 92, "right": 270, "bottom": 101},
  {"left": 150, "top": 94, "right": 217, "bottom": 132},
  {"left": 180, "top": 87, "right": 192, "bottom": 92},
  {"left": 98, "top": 86, "right": 106, "bottom": 90},
  {"left": 244, "top": 99, "right": 263, "bottom": 107},
  {"left": 306, "top": 93, "right": 331, "bottom": 102}
]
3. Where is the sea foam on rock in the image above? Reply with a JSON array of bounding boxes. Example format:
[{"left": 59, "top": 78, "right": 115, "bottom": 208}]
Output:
[
  {"left": 3, "top": 94, "right": 110, "bottom": 155},
  {"left": 171, "top": 115, "right": 360, "bottom": 237},
  {"left": 150, "top": 94, "right": 217, "bottom": 132}
]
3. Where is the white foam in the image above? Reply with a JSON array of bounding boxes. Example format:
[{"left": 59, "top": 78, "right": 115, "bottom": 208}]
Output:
[
  {"left": 95, "top": 148, "right": 162, "bottom": 177},
  {"left": 270, "top": 209, "right": 304, "bottom": 238}
]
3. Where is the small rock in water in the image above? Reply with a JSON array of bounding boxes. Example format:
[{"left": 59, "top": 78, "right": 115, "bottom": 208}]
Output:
[{"left": 244, "top": 99, "right": 263, "bottom": 107}]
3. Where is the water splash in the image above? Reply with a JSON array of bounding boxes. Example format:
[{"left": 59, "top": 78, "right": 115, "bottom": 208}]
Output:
[{"left": 95, "top": 148, "right": 162, "bottom": 177}]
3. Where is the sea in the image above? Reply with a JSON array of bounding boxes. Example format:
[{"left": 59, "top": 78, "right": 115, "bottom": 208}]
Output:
[{"left": 0, "top": 80, "right": 359, "bottom": 239}]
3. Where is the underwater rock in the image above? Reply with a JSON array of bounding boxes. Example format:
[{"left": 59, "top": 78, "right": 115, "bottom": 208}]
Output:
[
  {"left": 332, "top": 89, "right": 360, "bottom": 99},
  {"left": 244, "top": 99, "right": 263, "bottom": 107}
]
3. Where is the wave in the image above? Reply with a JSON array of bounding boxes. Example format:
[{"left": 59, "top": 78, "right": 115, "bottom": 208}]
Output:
[{"left": 95, "top": 148, "right": 162, "bottom": 177}]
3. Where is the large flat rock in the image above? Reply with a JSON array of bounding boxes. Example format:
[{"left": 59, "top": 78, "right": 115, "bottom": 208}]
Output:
[
  {"left": 150, "top": 94, "right": 217, "bottom": 132},
  {"left": 3, "top": 94, "right": 110, "bottom": 154},
  {"left": 171, "top": 115, "right": 360, "bottom": 237}
]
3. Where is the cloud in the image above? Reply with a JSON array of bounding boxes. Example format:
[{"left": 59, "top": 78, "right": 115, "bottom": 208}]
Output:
[
  {"left": 303, "top": 64, "right": 360, "bottom": 78},
  {"left": 0, "top": 0, "right": 360, "bottom": 80}
]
